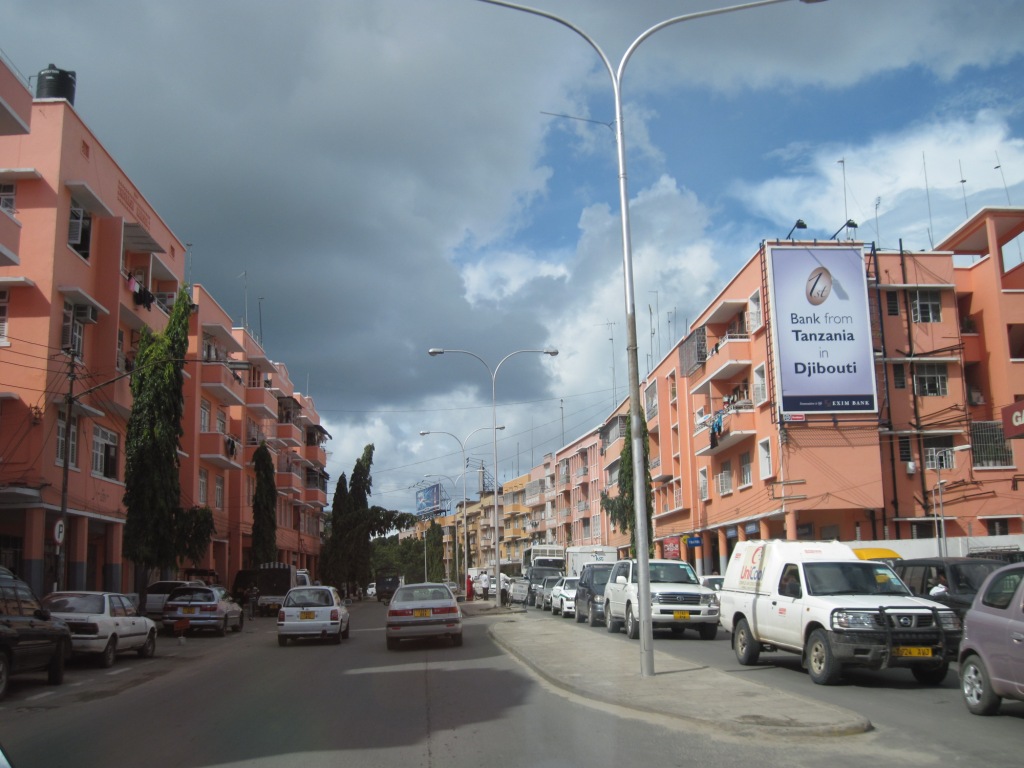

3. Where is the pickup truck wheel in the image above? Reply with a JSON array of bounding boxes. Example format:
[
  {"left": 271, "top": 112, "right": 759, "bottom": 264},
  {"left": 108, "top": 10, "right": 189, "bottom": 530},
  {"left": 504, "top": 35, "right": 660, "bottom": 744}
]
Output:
[
  {"left": 47, "top": 640, "right": 65, "bottom": 685},
  {"left": 625, "top": 605, "right": 639, "bottom": 639},
  {"left": 606, "top": 608, "right": 620, "bottom": 634},
  {"left": 138, "top": 630, "right": 156, "bottom": 658},
  {"left": 961, "top": 654, "right": 1001, "bottom": 715},
  {"left": 698, "top": 623, "right": 718, "bottom": 640},
  {"left": 806, "top": 628, "right": 841, "bottom": 685},
  {"left": 734, "top": 618, "right": 760, "bottom": 665},
  {"left": 911, "top": 661, "right": 948, "bottom": 686},
  {"left": 99, "top": 636, "right": 117, "bottom": 668}
]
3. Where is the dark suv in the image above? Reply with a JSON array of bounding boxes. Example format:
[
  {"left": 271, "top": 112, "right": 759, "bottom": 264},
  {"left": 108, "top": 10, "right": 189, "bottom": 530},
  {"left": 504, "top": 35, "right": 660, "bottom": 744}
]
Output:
[
  {"left": 0, "top": 567, "right": 71, "bottom": 700},
  {"left": 574, "top": 562, "right": 615, "bottom": 627},
  {"left": 892, "top": 557, "right": 1004, "bottom": 618}
]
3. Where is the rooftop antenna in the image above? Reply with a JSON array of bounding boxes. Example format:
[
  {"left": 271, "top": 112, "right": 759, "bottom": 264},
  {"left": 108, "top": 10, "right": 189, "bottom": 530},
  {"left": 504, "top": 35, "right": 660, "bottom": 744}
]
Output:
[
  {"left": 185, "top": 242, "right": 193, "bottom": 286},
  {"left": 258, "top": 296, "right": 264, "bottom": 345},
  {"left": 650, "top": 290, "right": 660, "bottom": 359},
  {"left": 873, "top": 197, "right": 881, "bottom": 245},
  {"left": 837, "top": 158, "right": 848, "bottom": 224},
  {"left": 923, "top": 152, "right": 935, "bottom": 249},
  {"left": 237, "top": 270, "right": 248, "bottom": 329},
  {"left": 959, "top": 159, "right": 969, "bottom": 218},
  {"left": 597, "top": 320, "right": 617, "bottom": 407}
]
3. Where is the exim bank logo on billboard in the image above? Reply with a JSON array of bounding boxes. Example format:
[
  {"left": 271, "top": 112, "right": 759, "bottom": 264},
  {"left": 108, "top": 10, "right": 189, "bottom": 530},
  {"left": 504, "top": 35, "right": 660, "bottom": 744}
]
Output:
[{"left": 767, "top": 245, "right": 877, "bottom": 416}]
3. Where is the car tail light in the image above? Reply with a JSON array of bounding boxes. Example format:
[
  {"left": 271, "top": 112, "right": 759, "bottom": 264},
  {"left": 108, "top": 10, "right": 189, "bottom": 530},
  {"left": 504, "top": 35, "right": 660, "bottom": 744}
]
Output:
[
  {"left": 331, "top": 609, "right": 339, "bottom": 621},
  {"left": 200, "top": 605, "right": 217, "bottom": 613},
  {"left": 278, "top": 610, "right": 285, "bottom": 622},
  {"left": 389, "top": 609, "right": 414, "bottom": 618},
  {"left": 432, "top": 606, "right": 458, "bottom": 615}
]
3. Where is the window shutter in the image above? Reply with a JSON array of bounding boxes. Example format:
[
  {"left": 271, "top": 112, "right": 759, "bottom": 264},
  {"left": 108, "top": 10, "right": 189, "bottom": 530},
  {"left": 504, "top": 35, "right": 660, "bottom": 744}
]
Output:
[{"left": 68, "top": 207, "right": 84, "bottom": 245}]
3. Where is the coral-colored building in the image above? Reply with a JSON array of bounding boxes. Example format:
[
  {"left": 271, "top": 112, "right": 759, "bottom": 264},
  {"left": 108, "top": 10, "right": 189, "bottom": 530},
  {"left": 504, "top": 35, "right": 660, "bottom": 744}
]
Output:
[{"left": 0, "top": 60, "right": 327, "bottom": 596}]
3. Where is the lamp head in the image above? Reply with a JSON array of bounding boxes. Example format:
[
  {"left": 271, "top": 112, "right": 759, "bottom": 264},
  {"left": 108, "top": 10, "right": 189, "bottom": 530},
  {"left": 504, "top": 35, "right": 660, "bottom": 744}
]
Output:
[
  {"left": 428, "top": 348, "right": 444, "bottom": 356},
  {"left": 785, "top": 219, "right": 807, "bottom": 239},
  {"left": 419, "top": 430, "right": 430, "bottom": 436},
  {"left": 830, "top": 219, "right": 859, "bottom": 240},
  {"left": 544, "top": 348, "right": 559, "bottom": 357}
]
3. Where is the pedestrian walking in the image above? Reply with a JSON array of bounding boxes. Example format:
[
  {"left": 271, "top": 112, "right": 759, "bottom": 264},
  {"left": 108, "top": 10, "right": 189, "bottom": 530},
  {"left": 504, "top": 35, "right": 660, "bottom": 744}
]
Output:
[
  {"left": 480, "top": 571, "right": 490, "bottom": 600},
  {"left": 466, "top": 573, "right": 474, "bottom": 601},
  {"left": 247, "top": 584, "right": 260, "bottom": 619}
]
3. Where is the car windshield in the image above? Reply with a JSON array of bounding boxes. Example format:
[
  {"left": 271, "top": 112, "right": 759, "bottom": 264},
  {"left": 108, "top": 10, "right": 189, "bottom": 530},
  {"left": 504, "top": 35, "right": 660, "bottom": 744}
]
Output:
[
  {"left": 394, "top": 586, "right": 452, "bottom": 603},
  {"left": 590, "top": 567, "right": 613, "bottom": 587},
  {"left": 168, "top": 588, "right": 214, "bottom": 602},
  {"left": 804, "top": 562, "right": 911, "bottom": 596},
  {"left": 148, "top": 582, "right": 182, "bottom": 595},
  {"left": 646, "top": 562, "right": 699, "bottom": 584},
  {"left": 564, "top": 578, "right": 578, "bottom": 590},
  {"left": 530, "top": 568, "right": 561, "bottom": 585},
  {"left": 43, "top": 593, "right": 105, "bottom": 614},
  {"left": 949, "top": 562, "right": 1001, "bottom": 592},
  {"left": 285, "top": 589, "right": 332, "bottom": 607}
]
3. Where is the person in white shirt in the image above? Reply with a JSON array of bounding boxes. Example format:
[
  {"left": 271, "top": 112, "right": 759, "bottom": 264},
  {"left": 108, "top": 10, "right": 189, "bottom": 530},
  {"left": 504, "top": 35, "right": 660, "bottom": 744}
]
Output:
[
  {"left": 480, "top": 571, "right": 490, "bottom": 600},
  {"left": 929, "top": 571, "right": 949, "bottom": 596}
]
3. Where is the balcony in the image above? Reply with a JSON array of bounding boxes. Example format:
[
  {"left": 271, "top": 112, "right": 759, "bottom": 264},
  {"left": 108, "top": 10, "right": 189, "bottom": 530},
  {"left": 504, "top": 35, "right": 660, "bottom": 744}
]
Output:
[
  {"left": 200, "top": 362, "right": 246, "bottom": 406},
  {"left": 0, "top": 207, "right": 20, "bottom": 266},
  {"left": 693, "top": 409, "right": 757, "bottom": 457},
  {"left": 246, "top": 384, "right": 278, "bottom": 419},
  {"left": 198, "top": 431, "right": 243, "bottom": 469},
  {"left": 274, "top": 421, "right": 302, "bottom": 447},
  {"left": 961, "top": 333, "right": 983, "bottom": 365}
]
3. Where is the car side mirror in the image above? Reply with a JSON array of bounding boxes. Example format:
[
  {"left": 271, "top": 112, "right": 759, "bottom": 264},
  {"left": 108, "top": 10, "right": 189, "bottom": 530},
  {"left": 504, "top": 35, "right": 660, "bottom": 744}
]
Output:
[{"left": 616, "top": 575, "right": 627, "bottom": 585}]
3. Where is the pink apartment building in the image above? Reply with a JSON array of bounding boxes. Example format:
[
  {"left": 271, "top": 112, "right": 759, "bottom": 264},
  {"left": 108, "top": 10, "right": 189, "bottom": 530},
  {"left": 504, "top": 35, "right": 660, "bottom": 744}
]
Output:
[{"left": 0, "top": 60, "right": 327, "bottom": 596}]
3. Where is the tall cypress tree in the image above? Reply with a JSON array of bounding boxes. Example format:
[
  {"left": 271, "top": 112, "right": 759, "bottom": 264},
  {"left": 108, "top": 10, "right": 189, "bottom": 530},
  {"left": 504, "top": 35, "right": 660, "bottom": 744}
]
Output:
[
  {"left": 250, "top": 442, "right": 278, "bottom": 565},
  {"left": 600, "top": 415, "right": 654, "bottom": 557},
  {"left": 124, "top": 288, "right": 213, "bottom": 598}
]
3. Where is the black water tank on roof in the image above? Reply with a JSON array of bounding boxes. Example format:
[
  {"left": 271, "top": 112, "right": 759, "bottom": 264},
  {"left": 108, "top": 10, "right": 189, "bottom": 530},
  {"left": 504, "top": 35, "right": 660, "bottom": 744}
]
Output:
[{"left": 36, "top": 64, "right": 76, "bottom": 105}]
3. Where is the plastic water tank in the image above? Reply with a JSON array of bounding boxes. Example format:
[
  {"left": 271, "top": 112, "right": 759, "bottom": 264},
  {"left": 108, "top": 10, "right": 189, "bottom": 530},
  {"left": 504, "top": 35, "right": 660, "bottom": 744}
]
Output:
[{"left": 36, "top": 64, "right": 76, "bottom": 105}]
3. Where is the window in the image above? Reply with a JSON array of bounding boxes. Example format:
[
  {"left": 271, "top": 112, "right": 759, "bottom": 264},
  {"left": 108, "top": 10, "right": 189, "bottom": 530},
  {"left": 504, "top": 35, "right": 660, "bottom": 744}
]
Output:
[
  {"left": 56, "top": 408, "right": 79, "bottom": 468},
  {"left": 758, "top": 438, "right": 773, "bottom": 479},
  {"left": 200, "top": 399, "right": 211, "bottom": 433},
  {"left": 923, "top": 439, "right": 955, "bottom": 470},
  {"left": 893, "top": 363, "right": 906, "bottom": 389},
  {"left": 0, "top": 289, "right": 8, "bottom": 342},
  {"left": 748, "top": 291, "right": 762, "bottom": 330},
  {"left": 886, "top": 291, "right": 900, "bottom": 316},
  {"left": 0, "top": 182, "right": 14, "bottom": 214},
  {"left": 216, "top": 410, "right": 227, "bottom": 434},
  {"left": 739, "top": 452, "right": 752, "bottom": 487},
  {"left": 61, "top": 301, "right": 84, "bottom": 358},
  {"left": 753, "top": 364, "right": 767, "bottom": 405},
  {"left": 215, "top": 476, "right": 224, "bottom": 509},
  {"left": 986, "top": 519, "right": 1009, "bottom": 536},
  {"left": 581, "top": 517, "right": 591, "bottom": 538},
  {"left": 199, "top": 469, "right": 208, "bottom": 505},
  {"left": 914, "top": 363, "right": 948, "bottom": 397},
  {"left": 716, "top": 461, "right": 733, "bottom": 496},
  {"left": 970, "top": 420, "right": 1014, "bottom": 467},
  {"left": 899, "top": 436, "right": 912, "bottom": 462},
  {"left": 67, "top": 197, "right": 92, "bottom": 259},
  {"left": 91, "top": 425, "right": 119, "bottom": 480},
  {"left": 645, "top": 381, "right": 658, "bottom": 420},
  {"left": 698, "top": 468, "right": 709, "bottom": 501},
  {"left": 910, "top": 290, "right": 941, "bottom": 323}
]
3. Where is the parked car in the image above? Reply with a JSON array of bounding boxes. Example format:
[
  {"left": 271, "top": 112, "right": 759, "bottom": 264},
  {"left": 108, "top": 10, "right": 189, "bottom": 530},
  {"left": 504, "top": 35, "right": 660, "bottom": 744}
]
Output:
[
  {"left": 550, "top": 576, "right": 578, "bottom": 617},
  {"left": 0, "top": 567, "right": 70, "bottom": 699},
  {"left": 958, "top": 563, "right": 1024, "bottom": 715},
  {"left": 605, "top": 559, "right": 719, "bottom": 640},
  {"left": 366, "top": 582, "right": 377, "bottom": 598},
  {"left": 143, "top": 579, "right": 205, "bottom": 622},
  {"left": 892, "top": 557, "right": 1004, "bottom": 618},
  {"left": 385, "top": 583, "right": 462, "bottom": 650},
  {"left": 699, "top": 575, "right": 724, "bottom": 591},
  {"left": 575, "top": 562, "right": 615, "bottom": 627},
  {"left": 41, "top": 591, "right": 157, "bottom": 667},
  {"left": 524, "top": 566, "right": 563, "bottom": 607},
  {"left": 162, "top": 584, "right": 244, "bottom": 636},
  {"left": 539, "top": 576, "right": 561, "bottom": 611},
  {"left": 277, "top": 585, "right": 349, "bottom": 646}
]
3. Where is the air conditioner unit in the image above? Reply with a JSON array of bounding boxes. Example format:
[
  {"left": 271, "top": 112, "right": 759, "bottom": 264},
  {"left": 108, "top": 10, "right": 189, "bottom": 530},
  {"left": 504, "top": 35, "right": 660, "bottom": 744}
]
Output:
[
  {"left": 74, "top": 304, "right": 99, "bottom": 324},
  {"left": 969, "top": 389, "right": 985, "bottom": 405},
  {"left": 906, "top": 461, "right": 917, "bottom": 475}
]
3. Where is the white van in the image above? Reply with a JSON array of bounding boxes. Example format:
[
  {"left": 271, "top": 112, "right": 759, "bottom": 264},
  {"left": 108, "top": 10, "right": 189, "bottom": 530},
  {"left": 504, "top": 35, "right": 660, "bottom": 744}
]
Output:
[{"left": 718, "top": 540, "right": 961, "bottom": 685}]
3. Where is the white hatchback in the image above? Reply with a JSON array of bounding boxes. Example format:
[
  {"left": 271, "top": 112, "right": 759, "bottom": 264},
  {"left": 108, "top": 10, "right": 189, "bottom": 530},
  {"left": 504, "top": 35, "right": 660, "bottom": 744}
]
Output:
[
  {"left": 277, "top": 586, "right": 350, "bottom": 646},
  {"left": 42, "top": 591, "right": 158, "bottom": 667}
]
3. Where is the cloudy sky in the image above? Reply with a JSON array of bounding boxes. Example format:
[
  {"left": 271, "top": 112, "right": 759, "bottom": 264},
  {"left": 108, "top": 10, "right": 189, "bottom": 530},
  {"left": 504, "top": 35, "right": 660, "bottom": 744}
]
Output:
[{"left": 6, "top": 0, "right": 1024, "bottom": 514}]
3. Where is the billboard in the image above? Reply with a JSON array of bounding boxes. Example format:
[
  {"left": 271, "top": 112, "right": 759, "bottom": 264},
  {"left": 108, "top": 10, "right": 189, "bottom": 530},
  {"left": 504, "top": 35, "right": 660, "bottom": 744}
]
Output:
[
  {"left": 1002, "top": 400, "right": 1024, "bottom": 439},
  {"left": 767, "top": 245, "right": 877, "bottom": 416},
  {"left": 415, "top": 483, "right": 443, "bottom": 517}
]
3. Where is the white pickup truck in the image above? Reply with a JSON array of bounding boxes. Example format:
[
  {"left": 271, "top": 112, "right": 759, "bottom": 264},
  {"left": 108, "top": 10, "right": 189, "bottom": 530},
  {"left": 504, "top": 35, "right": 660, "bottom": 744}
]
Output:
[
  {"left": 718, "top": 540, "right": 962, "bottom": 685},
  {"left": 604, "top": 558, "right": 720, "bottom": 640}
]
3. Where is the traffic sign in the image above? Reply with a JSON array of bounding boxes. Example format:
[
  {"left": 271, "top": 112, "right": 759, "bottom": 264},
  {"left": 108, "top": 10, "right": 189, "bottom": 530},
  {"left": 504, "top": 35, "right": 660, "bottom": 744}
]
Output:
[{"left": 53, "top": 519, "right": 65, "bottom": 545}]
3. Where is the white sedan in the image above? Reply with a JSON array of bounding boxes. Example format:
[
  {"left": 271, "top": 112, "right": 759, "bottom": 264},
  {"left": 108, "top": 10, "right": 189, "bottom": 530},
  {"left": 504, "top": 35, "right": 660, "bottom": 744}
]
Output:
[
  {"left": 386, "top": 583, "right": 462, "bottom": 650},
  {"left": 277, "top": 586, "right": 350, "bottom": 646},
  {"left": 550, "top": 577, "right": 579, "bottom": 617},
  {"left": 41, "top": 591, "right": 157, "bottom": 668}
]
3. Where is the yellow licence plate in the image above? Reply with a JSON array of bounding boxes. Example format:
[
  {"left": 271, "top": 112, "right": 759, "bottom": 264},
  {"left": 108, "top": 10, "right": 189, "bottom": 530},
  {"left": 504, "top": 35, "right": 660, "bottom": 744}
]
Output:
[
  {"left": 673, "top": 611, "right": 690, "bottom": 620},
  {"left": 299, "top": 611, "right": 316, "bottom": 620},
  {"left": 894, "top": 646, "right": 933, "bottom": 657},
  {"left": 182, "top": 607, "right": 196, "bottom": 615},
  {"left": 414, "top": 609, "right": 431, "bottom": 618}
]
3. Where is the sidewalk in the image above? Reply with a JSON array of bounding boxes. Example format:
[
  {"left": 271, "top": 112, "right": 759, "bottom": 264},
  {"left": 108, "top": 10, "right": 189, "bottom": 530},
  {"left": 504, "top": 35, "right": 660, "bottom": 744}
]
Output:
[{"left": 462, "top": 599, "right": 871, "bottom": 736}]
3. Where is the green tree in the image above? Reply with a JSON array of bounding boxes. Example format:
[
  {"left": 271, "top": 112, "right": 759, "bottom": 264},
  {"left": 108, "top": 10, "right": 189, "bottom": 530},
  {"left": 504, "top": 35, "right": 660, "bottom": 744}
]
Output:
[
  {"left": 123, "top": 288, "right": 214, "bottom": 601},
  {"left": 600, "top": 414, "right": 653, "bottom": 557},
  {"left": 426, "top": 520, "right": 445, "bottom": 582},
  {"left": 251, "top": 442, "right": 278, "bottom": 565}
]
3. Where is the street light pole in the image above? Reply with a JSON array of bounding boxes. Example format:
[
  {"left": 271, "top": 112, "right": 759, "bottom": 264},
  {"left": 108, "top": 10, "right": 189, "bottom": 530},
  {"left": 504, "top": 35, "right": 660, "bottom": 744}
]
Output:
[
  {"left": 934, "top": 444, "right": 972, "bottom": 558},
  {"left": 477, "top": 0, "right": 827, "bottom": 677},
  {"left": 429, "top": 348, "right": 557, "bottom": 602}
]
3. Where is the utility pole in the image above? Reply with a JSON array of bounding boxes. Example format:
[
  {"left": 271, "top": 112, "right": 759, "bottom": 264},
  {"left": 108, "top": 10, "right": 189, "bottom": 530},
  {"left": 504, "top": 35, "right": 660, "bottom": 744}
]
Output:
[{"left": 57, "top": 352, "right": 77, "bottom": 591}]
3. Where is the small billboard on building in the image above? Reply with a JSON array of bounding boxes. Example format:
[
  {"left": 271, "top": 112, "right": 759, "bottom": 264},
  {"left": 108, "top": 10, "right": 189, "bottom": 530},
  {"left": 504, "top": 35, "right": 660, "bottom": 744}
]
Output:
[
  {"left": 415, "top": 483, "right": 443, "bottom": 517},
  {"left": 767, "top": 245, "right": 877, "bottom": 416}
]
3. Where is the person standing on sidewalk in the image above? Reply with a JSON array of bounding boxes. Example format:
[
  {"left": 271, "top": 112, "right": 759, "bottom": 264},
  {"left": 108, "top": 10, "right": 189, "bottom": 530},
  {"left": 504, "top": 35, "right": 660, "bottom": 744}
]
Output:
[
  {"left": 466, "top": 573, "right": 474, "bottom": 601},
  {"left": 480, "top": 571, "right": 490, "bottom": 600}
]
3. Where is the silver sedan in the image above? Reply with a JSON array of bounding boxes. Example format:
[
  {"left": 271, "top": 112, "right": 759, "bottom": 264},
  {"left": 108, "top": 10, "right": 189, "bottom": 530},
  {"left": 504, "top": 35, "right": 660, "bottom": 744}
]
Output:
[
  {"left": 162, "top": 584, "right": 243, "bottom": 636},
  {"left": 385, "top": 583, "right": 463, "bottom": 650}
]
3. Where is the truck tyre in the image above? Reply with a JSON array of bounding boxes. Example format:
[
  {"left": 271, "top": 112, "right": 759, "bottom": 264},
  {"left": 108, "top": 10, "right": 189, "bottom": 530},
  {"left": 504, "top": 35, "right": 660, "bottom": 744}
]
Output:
[
  {"left": 806, "top": 628, "right": 841, "bottom": 685},
  {"left": 606, "top": 607, "right": 620, "bottom": 634},
  {"left": 911, "top": 661, "right": 949, "bottom": 686},
  {"left": 576, "top": 605, "right": 586, "bottom": 623},
  {"left": 961, "top": 654, "right": 1001, "bottom": 715},
  {"left": 698, "top": 623, "right": 718, "bottom": 641},
  {"left": 625, "top": 605, "right": 639, "bottom": 640},
  {"left": 734, "top": 618, "right": 760, "bottom": 665}
]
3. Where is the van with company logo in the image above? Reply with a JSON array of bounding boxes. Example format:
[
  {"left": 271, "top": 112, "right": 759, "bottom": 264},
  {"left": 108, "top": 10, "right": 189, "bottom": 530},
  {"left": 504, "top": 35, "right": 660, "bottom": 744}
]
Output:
[{"left": 719, "top": 540, "right": 962, "bottom": 685}]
